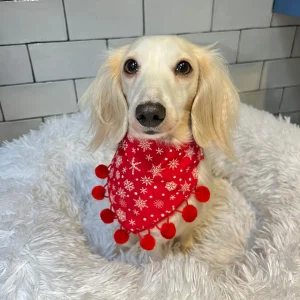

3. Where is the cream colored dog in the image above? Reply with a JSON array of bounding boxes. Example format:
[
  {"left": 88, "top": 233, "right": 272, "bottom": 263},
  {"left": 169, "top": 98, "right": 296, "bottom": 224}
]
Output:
[{"left": 84, "top": 36, "right": 239, "bottom": 258}]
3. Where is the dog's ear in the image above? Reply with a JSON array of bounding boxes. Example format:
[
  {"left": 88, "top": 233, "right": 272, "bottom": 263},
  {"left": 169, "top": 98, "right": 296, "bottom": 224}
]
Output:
[
  {"left": 81, "top": 45, "right": 129, "bottom": 150},
  {"left": 191, "top": 47, "right": 239, "bottom": 157}
]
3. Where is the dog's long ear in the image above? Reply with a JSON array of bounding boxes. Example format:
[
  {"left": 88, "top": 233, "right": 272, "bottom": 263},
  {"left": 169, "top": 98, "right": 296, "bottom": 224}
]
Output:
[
  {"left": 81, "top": 45, "right": 129, "bottom": 150},
  {"left": 191, "top": 47, "right": 239, "bottom": 157}
]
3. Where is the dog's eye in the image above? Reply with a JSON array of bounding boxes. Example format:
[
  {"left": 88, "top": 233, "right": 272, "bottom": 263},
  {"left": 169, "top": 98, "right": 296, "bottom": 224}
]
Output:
[
  {"left": 175, "top": 61, "right": 192, "bottom": 75},
  {"left": 124, "top": 59, "right": 139, "bottom": 74}
]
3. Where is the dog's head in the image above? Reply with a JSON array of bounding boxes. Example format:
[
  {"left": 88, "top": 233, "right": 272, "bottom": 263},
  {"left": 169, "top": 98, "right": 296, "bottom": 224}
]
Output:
[{"left": 84, "top": 36, "right": 239, "bottom": 155}]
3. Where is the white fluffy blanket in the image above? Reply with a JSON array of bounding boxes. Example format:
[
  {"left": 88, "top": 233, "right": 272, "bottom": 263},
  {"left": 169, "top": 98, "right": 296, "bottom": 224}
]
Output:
[{"left": 1, "top": 104, "right": 300, "bottom": 300}]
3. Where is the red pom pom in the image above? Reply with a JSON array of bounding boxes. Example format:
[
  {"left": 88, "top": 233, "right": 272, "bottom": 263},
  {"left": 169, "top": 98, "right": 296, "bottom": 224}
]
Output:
[
  {"left": 100, "top": 208, "right": 115, "bottom": 224},
  {"left": 160, "top": 222, "right": 176, "bottom": 239},
  {"left": 140, "top": 234, "right": 156, "bottom": 251},
  {"left": 95, "top": 164, "right": 109, "bottom": 179},
  {"left": 182, "top": 205, "right": 198, "bottom": 223},
  {"left": 195, "top": 186, "right": 210, "bottom": 203},
  {"left": 114, "top": 229, "right": 129, "bottom": 244},
  {"left": 92, "top": 185, "right": 106, "bottom": 200}
]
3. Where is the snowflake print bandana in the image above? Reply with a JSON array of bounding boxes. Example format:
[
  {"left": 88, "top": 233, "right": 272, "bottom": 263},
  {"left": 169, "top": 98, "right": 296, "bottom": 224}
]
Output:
[{"left": 92, "top": 134, "right": 211, "bottom": 251}]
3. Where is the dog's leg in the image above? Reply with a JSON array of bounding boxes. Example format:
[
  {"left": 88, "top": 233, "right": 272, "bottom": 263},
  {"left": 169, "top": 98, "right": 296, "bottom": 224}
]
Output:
[{"left": 178, "top": 230, "right": 195, "bottom": 253}]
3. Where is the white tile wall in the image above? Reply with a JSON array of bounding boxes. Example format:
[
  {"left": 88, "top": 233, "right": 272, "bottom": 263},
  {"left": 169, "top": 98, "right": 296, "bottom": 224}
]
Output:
[
  {"left": 284, "top": 111, "right": 300, "bottom": 125},
  {"left": 260, "top": 58, "right": 300, "bottom": 89},
  {"left": 145, "top": 0, "right": 212, "bottom": 35},
  {"left": 0, "top": 0, "right": 67, "bottom": 45},
  {"left": 0, "top": 107, "right": 3, "bottom": 122},
  {"left": 229, "top": 62, "right": 263, "bottom": 92},
  {"left": 0, "top": 45, "right": 33, "bottom": 86},
  {"left": 292, "top": 27, "right": 300, "bottom": 57},
  {"left": 280, "top": 86, "right": 300, "bottom": 113},
  {"left": 108, "top": 38, "right": 138, "bottom": 49},
  {"left": 213, "top": 0, "right": 273, "bottom": 30},
  {"left": 0, "top": 118, "right": 42, "bottom": 144},
  {"left": 182, "top": 31, "right": 240, "bottom": 63},
  {"left": 240, "top": 89, "right": 283, "bottom": 114},
  {"left": 29, "top": 40, "right": 106, "bottom": 81},
  {"left": 0, "top": 81, "right": 77, "bottom": 121},
  {"left": 64, "top": 0, "right": 143, "bottom": 40},
  {"left": 272, "top": 13, "right": 300, "bottom": 26},
  {"left": 238, "top": 27, "right": 296, "bottom": 62},
  {"left": 75, "top": 78, "right": 94, "bottom": 105}
]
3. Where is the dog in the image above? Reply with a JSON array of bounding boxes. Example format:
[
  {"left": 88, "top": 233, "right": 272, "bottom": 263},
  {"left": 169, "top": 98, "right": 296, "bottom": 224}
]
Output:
[{"left": 83, "top": 36, "right": 239, "bottom": 258}]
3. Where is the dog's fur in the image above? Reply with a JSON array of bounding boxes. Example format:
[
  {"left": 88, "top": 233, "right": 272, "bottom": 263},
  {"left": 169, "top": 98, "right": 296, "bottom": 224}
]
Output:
[{"left": 83, "top": 36, "right": 239, "bottom": 258}]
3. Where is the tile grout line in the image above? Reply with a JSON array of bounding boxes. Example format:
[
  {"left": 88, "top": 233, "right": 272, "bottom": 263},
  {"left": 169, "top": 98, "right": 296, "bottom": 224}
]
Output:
[
  {"left": 61, "top": 0, "right": 70, "bottom": 41},
  {"left": 142, "top": 0, "right": 146, "bottom": 35},
  {"left": 210, "top": 0, "right": 215, "bottom": 31},
  {"left": 235, "top": 30, "right": 242, "bottom": 63},
  {"left": 0, "top": 102, "right": 5, "bottom": 122},
  {"left": 278, "top": 88, "right": 285, "bottom": 113},
  {"left": 289, "top": 26, "right": 298, "bottom": 58},
  {"left": 26, "top": 44, "right": 36, "bottom": 82},
  {"left": 73, "top": 79, "right": 79, "bottom": 103},
  {"left": 258, "top": 60, "right": 265, "bottom": 90}
]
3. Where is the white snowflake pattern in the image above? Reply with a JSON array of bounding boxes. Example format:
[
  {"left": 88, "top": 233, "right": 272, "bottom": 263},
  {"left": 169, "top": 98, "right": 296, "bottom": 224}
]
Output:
[
  {"left": 174, "top": 144, "right": 181, "bottom": 151},
  {"left": 117, "top": 187, "right": 126, "bottom": 198},
  {"left": 141, "top": 176, "right": 153, "bottom": 186},
  {"left": 124, "top": 179, "right": 134, "bottom": 191},
  {"left": 128, "top": 135, "right": 134, "bottom": 142},
  {"left": 129, "top": 157, "right": 141, "bottom": 175},
  {"left": 122, "top": 167, "right": 127, "bottom": 173},
  {"left": 120, "top": 140, "right": 128, "bottom": 150},
  {"left": 112, "top": 185, "right": 116, "bottom": 191},
  {"left": 146, "top": 154, "right": 152, "bottom": 161},
  {"left": 109, "top": 168, "right": 114, "bottom": 178},
  {"left": 170, "top": 195, "right": 176, "bottom": 200},
  {"left": 154, "top": 199, "right": 164, "bottom": 209},
  {"left": 180, "top": 181, "right": 191, "bottom": 193},
  {"left": 134, "top": 197, "right": 148, "bottom": 211},
  {"left": 184, "top": 147, "right": 195, "bottom": 160},
  {"left": 149, "top": 163, "right": 164, "bottom": 178},
  {"left": 119, "top": 198, "right": 127, "bottom": 207},
  {"left": 140, "top": 187, "right": 147, "bottom": 194},
  {"left": 132, "top": 147, "right": 136, "bottom": 154},
  {"left": 192, "top": 168, "right": 198, "bottom": 179},
  {"left": 139, "top": 140, "right": 152, "bottom": 152},
  {"left": 116, "top": 155, "right": 122, "bottom": 167},
  {"left": 133, "top": 209, "right": 140, "bottom": 216},
  {"left": 110, "top": 194, "right": 116, "bottom": 204},
  {"left": 116, "top": 170, "right": 120, "bottom": 179},
  {"left": 129, "top": 219, "right": 136, "bottom": 226},
  {"left": 168, "top": 159, "right": 179, "bottom": 170},
  {"left": 156, "top": 148, "right": 164, "bottom": 155},
  {"left": 165, "top": 181, "right": 177, "bottom": 191},
  {"left": 116, "top": 208, "right": 126, "bottom": 221}
]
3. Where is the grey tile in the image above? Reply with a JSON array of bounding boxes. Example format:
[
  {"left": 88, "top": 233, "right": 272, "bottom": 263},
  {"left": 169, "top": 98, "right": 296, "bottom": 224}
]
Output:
[
  {"left": 145, "top": 0, "right": 212, "bottom": 35},
  {"left": 182, "top": 31, "right": 240, "bottom": 63},
  {"left": 260, "top": 58, "right": 300, "bottom": 89},
  {"left": 0, "top": 81, "right": 77, "bottom": 121},
  {"left": 229, "top": 62, "right": 263, "bottom": 92},
  {"left": 64, "top": 0, "right": 143, "bottom": 40},
  {"left": 240, "top": 89, "right": 283, "bottom": 114},
  {"left": 292, "top": 27, "right": 300, "bottom": 57},
  {"left": 213, "top": 0, "right": 273, "bottom": 30},
  {"left": 0, "top": 45, "right": 33, "bottom": 85},
  {"left": 280, "top": 86, "right": 300, "bottom": 113},
  {"left": 75, "top": 78, "right": 94, "bottom": 104},
  {"left": 0, "top": 118, "right": 42, "bottom": 144},
  {"left": 29, "top": 40, "right": 106, "bottom": 81},
  {"left": 0, "top": 0, "right": 66, "bottom": 45},
  {"left": 282, "top": 111, "right": 300, "bottom": 125},
  {"left": 108, "top": 38, "right": 138, "bottom": 49},
  {"left": 272, "top": 13, "right": 300, "bottom": 26},
  {"left": 238, "top": 27, "right": 296, "bottom": 62}
]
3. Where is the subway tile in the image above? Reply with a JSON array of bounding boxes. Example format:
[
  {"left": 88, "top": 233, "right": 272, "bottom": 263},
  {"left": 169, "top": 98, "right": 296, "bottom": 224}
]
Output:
[
  {"left": 0, "top": 118, "right": 42, "bottom": 144},
  {"left": 0, "top": 107, "right": 3, "bottom": 122},
  {"left": 260, "top": 58, "right": 300, "bottom": 89},
  {"left": 213, "top": 0, "right": 273, "bottom": 30},
  {"left": 64, "top": 0, "right": 142, "bottom": 40},
  {"left": 280, "top": 86, "right": 300, "bottom": 113},
  {"left": 0, "top": 81, "right": 77, "bottom": 121},
  {"left": 108, "top": 38, "right": 138, "bottom": 49},
  {"left": 0, "top": 45, "right": 33, "bottom": 86},
  {"left": 238, "top": 27, "right": 296, "bottom": 62},
  {"left": 292, "top": 27, "right": 300, "bottom": 57},
  {"left": 182, "top": 31, "right": 240, "bottom": 63},
  {"left": 29, "top": 40, "right": 106, "bottom": 81},
  {"left": 240, "top": 89, "right": 283, "bottom": 114},
  {"left": 145, "top": 0, "right": 212, "bottom": 35},
  {"left": 282, "top": 111, "right": 300, "bottom": 125},
  {"left": 229, "top": 62, "right": 263, "bottom": 92},
  {"left": 0, "top": 0, "right": 66, "bottom": 45},
  {"left": 272, "top": 13, "right": 300, "bottom": 26},
  {"left": 75, "top": 78, "right": 94, "bottom": 103}
]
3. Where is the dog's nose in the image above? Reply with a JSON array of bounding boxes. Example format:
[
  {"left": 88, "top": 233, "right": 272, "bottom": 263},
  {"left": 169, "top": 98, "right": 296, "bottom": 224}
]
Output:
[{"left": 135, "top": 102, "right": 166, "bottom": 127}]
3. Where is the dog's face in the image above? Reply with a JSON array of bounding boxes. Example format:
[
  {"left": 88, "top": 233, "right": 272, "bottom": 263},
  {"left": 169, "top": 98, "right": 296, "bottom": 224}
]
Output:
[
  {"left": 120, "top": 37, "right": 199, "bottom": 140},
  {"left": 85, "top": 36, "right": 239, "bottom": 155}
]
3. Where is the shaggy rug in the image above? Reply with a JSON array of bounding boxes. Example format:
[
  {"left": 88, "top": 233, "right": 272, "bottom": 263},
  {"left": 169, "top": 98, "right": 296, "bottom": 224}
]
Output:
[{"left": 1, "top": 104, "right": 300, "bottom": 300}]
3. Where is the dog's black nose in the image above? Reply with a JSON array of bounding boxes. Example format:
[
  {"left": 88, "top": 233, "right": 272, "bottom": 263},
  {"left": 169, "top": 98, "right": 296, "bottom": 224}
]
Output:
[{"left": 135, "top": 102, "right": 166, "bottom": 127}]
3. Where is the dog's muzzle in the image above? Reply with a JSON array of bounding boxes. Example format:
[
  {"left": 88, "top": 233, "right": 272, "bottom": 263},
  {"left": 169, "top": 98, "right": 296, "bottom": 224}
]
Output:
[{"left": 135, "top": 102, "right": 166, "bottom": 127}]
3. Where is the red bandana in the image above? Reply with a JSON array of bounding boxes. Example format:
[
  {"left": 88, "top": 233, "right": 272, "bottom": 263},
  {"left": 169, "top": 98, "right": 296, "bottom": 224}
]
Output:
[{"left": 92, "top": 135, "right": 210, "bottom": 251}]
